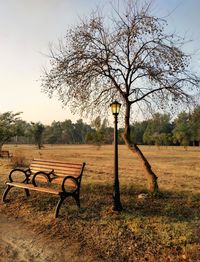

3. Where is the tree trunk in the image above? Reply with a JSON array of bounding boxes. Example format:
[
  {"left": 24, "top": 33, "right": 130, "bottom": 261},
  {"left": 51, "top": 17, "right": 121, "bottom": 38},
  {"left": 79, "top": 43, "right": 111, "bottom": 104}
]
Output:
[{"left": 123, "top": 103, "right": 159, "bottom": 195}]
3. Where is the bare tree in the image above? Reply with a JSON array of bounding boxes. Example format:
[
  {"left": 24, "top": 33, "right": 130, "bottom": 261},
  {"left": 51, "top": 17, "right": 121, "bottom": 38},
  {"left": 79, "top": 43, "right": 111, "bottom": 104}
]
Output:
[{"left": 42, "top": 0, "right": 199, "bottom": 195}]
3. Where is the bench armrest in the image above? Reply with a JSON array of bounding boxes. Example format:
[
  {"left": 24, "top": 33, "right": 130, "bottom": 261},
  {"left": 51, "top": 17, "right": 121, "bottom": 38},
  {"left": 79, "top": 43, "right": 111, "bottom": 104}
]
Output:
[
  {"left": 8, "top": 168, "right": 31, "bottom": 183},
  {"left": 61, "top": 176, "right": 79, "bottom": 193}
]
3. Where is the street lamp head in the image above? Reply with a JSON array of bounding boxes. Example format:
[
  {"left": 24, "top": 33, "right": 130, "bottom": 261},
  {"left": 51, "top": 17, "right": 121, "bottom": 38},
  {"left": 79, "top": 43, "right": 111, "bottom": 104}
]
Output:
[{"left": 110, "top": 100, "right": 121, "bottom": 115}]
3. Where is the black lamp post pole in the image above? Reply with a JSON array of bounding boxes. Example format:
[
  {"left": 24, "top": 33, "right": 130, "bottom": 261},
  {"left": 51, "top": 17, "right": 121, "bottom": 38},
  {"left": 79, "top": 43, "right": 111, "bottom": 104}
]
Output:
[{"left": 113, "top": 113, "right": 122, "bottom": 211}]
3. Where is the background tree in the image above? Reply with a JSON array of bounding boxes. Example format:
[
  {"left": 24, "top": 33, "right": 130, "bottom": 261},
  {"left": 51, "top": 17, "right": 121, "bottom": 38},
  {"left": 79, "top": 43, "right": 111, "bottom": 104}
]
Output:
[
  {"left": 130, "top": 121, "right": 148, "bottom": 145},
  {"left": 45, "top": 121, "right": 63, "bottom": 144},
  {"left": 172, "top": 112, "right": 191, "bottom": 146},
  {"left": 31, "top": 122, "right": 45, "bottom": 149},
  {"left": 13, "top": 121, "right": 33, "bottom": 144},
  {"left": 61, "top": 119, "right": 76, "bottom": 144},
  {"left": 190, "top": 106, "right": 200, "bottom": 146},
  {"left": 0, "top": 112, "right": 23, "bottom": 151},
  {"left": 42, "top": 1, "right": 199, "bottom": 194},
  {"left": 87, "top": 116, "right": 112, "bottom": 145},
  {"left": 73, "top": 119, "right": 91, "bottom": 144},
  {"left": 143, "top": 113, "right": 173, "bottom": 145},
  {"left": 89, "top": 116, "right": 104, "bottom": 145},
  {"left": 43, "top": 119, "right": 92, "bottom": 144}
]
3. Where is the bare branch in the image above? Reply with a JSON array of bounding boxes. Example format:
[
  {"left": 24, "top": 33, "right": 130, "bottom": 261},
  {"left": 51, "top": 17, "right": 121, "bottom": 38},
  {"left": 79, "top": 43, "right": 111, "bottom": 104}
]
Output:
[{"left": 41, "top": 0, "right": 200, "bottom": 117}]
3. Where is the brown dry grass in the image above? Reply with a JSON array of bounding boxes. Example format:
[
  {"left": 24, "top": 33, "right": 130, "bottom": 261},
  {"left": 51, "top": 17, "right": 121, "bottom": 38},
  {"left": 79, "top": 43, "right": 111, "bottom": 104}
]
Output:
[
  {"left": 3, "top": 144, "right": 200, "bottom": 192},
  {"left": 0, "top": 144, "right": 200, "bottom": 261}
]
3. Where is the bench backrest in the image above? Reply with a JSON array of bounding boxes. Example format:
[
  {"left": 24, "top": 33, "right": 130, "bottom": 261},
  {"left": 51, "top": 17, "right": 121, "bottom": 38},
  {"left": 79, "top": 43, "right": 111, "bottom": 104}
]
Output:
[{"left": 30, "top": 159, "right": 85, "bottom": 179}]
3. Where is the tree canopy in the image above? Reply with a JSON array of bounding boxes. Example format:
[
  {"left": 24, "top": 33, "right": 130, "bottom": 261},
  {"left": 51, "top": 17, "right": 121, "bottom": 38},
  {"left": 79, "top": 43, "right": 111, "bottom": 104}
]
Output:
[
  {"left": 42, "top": 1, "right": 199, "bottom": 120},
  {"left": 30, "top": 122, "right": 45, "bottom": 149},
  {"left": 41, "top": 0, "right": 200, "bottom": 195},
  {"left": 0, "top": 112, "right": 23, "bottom": 151}
]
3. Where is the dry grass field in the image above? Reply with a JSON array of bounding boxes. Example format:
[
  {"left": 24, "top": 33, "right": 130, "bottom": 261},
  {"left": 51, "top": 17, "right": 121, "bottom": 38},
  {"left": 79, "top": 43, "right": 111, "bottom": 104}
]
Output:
[{"left": 0, "top": 144, "right": 200, "bottom": 261}]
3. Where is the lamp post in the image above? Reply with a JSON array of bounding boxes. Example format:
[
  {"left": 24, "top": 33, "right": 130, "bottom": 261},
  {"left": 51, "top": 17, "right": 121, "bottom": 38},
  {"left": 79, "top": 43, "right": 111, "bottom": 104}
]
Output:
[{"left": 110, "top": 100, "right": 123, "bottom": 211}]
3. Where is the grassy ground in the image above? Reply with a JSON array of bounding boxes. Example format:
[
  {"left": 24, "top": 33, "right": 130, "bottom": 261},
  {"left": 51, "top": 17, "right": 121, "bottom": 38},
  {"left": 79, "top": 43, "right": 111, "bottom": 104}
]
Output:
[{"left": 0, "top": 144, "right": 200, "bottom": 261}]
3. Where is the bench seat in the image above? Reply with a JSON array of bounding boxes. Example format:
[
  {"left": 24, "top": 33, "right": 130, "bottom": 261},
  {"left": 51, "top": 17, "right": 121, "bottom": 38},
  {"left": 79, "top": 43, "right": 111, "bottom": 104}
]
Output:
[{"left": 6, "top": 182, "right": 60, "bottom": 195}]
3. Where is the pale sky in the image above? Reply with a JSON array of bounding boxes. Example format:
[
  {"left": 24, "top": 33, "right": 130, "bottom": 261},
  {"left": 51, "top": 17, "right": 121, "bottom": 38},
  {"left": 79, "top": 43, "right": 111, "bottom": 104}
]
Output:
[{"left": 0, "top": 0, "right": 200, "bottom": 125}]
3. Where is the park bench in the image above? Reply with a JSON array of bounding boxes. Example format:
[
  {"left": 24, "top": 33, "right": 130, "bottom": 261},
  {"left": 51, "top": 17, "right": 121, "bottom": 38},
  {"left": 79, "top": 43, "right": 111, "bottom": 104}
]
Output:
[
  {"left": 0, "top": 150, "right": 13, "bottom": 158},
  {"left": 2, "top": 159, "right": 86, "bottom": 218}
]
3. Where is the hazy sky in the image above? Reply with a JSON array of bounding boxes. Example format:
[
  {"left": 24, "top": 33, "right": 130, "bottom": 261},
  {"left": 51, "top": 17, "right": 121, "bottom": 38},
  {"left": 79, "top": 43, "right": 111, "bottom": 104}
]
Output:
[{"left": 0, "top": 0, "right": 200, "bottom": 125}]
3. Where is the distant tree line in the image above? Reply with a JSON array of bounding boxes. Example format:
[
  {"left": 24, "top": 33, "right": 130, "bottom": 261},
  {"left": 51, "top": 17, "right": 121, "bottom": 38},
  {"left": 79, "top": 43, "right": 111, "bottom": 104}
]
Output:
[
  {"left": 1, "top": 106, "right": 200, "bottom": 150},
  {"left": 131, "top": 106, "right": 200, "bottom": 146},
  {"left": 9, "top": 118, "right": 94, "bottom": 147}
]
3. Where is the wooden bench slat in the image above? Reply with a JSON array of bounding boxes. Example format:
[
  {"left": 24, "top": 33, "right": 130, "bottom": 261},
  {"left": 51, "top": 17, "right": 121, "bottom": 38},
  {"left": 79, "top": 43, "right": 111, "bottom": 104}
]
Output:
[
  {"left": 30, "top": 165, "right": 81, "bottom": 172},
  {"left": 6, "top": 182, "right": 60, "bottom": 195},
  {"left": 31, "top": 167, "right": 80, "bottom": 176},
  {"left": 32, "top": 159, "right": 83, "bottom": 167},
  {"left": 52, "top": 172, "right": 79, "bottom": 178},
  {"left": 30, "top": 162, "right": 82, "bottom": 169}
]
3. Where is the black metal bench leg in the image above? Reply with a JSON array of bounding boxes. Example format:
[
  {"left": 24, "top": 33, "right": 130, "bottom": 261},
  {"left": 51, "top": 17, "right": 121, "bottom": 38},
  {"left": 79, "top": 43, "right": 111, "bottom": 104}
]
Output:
[
  {"left": 2, "top": 185, "right": 13, "bottom": 202},
  {"left": 24, "top": 189, "right": 30, "bottom": 197},
  {"left": 55, "top": 195, "right": 66, "bottom": 218},
  {"left": 74, "top": 192, "right": 80, "bottom": 208}
]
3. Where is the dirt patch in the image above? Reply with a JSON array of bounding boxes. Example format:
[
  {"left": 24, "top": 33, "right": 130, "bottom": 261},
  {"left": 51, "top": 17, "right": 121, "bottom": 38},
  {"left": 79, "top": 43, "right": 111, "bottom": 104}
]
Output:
[{"left": 0, "top": 214, "right": 93, "bottom": 262}]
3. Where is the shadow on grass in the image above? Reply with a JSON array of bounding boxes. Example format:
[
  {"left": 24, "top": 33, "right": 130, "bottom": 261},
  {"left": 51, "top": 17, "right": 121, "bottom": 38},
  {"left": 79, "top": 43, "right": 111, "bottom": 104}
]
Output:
[
  {"left": 1, "top": 183, "right": 199, "bottom": 222},
  {"left": 58, "top": 184, "right": 200, "bottom": 261},
  {"left": 1, "top": 183, "right": 199, "bottom": 261},
  {"left": 61, "top": 184, "right": 199, "bottom": 223}
]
